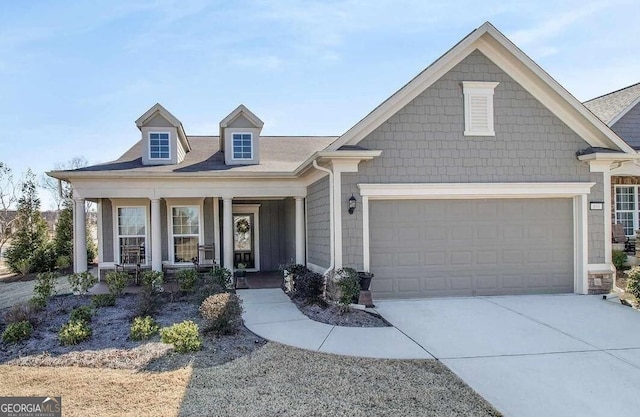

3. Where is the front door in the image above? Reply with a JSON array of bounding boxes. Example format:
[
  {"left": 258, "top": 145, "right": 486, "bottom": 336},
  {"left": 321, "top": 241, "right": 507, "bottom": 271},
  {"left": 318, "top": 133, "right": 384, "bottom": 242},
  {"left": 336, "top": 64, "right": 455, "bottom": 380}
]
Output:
[{"left": 233, "top": 213, "right": 256, "bottom": 270}]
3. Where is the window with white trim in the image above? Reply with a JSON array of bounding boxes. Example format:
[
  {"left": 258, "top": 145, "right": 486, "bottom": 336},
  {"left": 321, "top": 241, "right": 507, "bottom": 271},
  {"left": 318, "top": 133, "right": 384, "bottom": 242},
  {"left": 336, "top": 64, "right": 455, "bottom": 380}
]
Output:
[
  {"left": 462, "top": 81, "right": 499, "bottom": 136},
  {"left": 116, "top": 207, "right": 147, "bottom": 263},
  {"left": 615, "top": 186, "right": 640, "bottom": 236},
  {"left": 232, "top": 133, "right": 253, "bottom": 160},
  {"left": 149, "top": 132, "right": 170, "bottom": 159},
  {"left": 171, "top": 206, "right": 200, "bottom": 263}
]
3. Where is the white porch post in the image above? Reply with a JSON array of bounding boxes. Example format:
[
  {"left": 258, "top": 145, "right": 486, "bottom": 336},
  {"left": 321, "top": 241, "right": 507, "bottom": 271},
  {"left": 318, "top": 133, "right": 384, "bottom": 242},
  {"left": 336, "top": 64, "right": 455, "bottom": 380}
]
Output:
[
  {"left": 295, "top": 197, "right": 305, "bottom": 265},
  {"left": 223, "top": 197, "right": 234, "bottom": 270},
  {"left": 151, "top": 198, "right": 162, "bottom": 272},
  {"left": 73, "top": 198, "right": 87, "bottom": 273}
]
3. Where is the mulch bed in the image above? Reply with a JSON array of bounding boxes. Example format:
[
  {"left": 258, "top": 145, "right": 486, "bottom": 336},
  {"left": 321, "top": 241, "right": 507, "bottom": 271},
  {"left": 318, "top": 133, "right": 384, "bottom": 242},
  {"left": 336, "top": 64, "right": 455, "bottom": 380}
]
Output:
[
  {"left": 0, "top": 291, "right": 266, "bottom": 370},
  {"left": 292, "top": 298, "right": 390, "bottom": 327}
]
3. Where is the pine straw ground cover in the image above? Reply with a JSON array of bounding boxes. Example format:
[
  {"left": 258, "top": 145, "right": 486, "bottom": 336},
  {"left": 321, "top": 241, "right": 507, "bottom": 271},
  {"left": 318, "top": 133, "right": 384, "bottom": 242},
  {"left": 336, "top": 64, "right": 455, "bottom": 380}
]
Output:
[{"left": 0, "top": 342, "right": 500, "bottom": 417}]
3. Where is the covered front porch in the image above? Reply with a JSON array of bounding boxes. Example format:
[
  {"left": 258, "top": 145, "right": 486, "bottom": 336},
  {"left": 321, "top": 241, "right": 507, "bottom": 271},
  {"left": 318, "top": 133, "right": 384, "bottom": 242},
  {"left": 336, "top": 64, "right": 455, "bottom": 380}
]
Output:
[{"left": 71, "top": 193, "right": 307, "bottom": 279}]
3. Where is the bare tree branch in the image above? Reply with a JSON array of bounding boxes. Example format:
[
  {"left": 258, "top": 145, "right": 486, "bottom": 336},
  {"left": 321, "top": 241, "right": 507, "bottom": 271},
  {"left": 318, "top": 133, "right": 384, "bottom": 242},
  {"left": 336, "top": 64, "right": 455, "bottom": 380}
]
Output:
[
  {"left": 40, "top": 156, "right": 89, "bottom": 211},
  {"left": 0, "top": 162, "right": 21, "bottom": 254}
]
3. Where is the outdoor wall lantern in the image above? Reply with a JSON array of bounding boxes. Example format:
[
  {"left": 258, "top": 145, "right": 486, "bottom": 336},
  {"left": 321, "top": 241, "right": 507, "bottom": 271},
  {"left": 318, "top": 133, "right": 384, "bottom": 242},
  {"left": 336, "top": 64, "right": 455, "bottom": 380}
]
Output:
[{"left": 348, "top": 194, "right": 357, "bottom": 214}]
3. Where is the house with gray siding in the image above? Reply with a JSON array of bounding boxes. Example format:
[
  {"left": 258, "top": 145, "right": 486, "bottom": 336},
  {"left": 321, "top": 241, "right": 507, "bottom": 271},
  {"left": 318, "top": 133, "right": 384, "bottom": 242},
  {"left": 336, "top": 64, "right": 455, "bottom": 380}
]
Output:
[
  {"left": 584, "top": 84, "right": 640, "bottom": 238},
  {"left": 48, "top": 22, "right": 639, "bottom": 300}
]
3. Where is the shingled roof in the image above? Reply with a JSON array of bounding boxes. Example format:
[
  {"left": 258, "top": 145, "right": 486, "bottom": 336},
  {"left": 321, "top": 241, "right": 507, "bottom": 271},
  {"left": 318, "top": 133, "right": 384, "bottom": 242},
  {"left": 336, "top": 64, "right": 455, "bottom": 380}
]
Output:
[
  {"left": 583, "top": 82, "right": 640, "bottom": 125},
  {"left": 60, "top": 136, "right": 336, "bottom": 176}
]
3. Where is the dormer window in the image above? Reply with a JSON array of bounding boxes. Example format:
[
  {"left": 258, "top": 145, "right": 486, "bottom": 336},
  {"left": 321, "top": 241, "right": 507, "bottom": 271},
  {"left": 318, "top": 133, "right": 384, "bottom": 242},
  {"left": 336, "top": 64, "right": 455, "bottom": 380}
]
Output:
[
  {"left": 232, "top": 133, "right": 253, "bottom": 160},
  {"left": 149, "top": 132, "right": 170, "bottom": 159}
]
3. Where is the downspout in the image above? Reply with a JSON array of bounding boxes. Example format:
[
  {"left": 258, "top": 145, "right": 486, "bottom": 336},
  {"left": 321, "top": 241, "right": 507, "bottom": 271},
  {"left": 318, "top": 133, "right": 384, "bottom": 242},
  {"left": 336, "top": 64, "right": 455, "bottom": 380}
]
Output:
[{"left": 312, "top": 161, "right": 334, "bottom": 275}]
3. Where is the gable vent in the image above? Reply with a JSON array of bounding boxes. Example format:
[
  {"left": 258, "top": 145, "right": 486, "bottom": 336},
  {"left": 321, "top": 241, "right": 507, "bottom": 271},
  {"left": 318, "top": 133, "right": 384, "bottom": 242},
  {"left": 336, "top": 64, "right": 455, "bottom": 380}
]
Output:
[{"left": 463, "top": 81, "right": 499, "bottom": 136}]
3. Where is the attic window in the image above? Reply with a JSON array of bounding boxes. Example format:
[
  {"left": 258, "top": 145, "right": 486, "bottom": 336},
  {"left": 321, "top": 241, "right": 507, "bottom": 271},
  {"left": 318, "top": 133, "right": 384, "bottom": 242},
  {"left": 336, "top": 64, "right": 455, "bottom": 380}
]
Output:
[
  {"left": 232, "top": 133, "right": 253, "bottom": 160},
  {"left": 462, "top": 81, "right": 499, "bottom": 136},
  {"left": 149, "top": 132, "right": 170, "bottom": 159}
]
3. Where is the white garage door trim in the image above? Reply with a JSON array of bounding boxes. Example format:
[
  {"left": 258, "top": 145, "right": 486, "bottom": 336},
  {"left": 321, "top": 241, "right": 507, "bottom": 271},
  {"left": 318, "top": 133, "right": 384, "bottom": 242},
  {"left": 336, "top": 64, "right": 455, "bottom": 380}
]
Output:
[{"left": 358, "top": 182, "right": 595, "bottom": 295}]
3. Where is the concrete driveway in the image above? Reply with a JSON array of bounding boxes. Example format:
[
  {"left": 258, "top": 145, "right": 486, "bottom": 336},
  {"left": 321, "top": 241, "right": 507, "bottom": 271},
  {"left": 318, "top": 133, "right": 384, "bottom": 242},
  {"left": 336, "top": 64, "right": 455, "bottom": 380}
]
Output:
[{"left": 376, "top": 294, "right": 640, "bottom": 417}]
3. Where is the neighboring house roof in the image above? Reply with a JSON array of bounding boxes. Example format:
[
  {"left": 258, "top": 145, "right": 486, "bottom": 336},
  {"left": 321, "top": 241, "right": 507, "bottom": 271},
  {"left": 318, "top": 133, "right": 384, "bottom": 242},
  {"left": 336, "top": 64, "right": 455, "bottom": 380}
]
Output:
[
  {"left": 583, "top": 82, "right": 640, "bottom": 125},
  {"left": 55, "top": 136, "right": 336, "bottom": 178},
  {"left": 326, "top": 22, "right": 635, "bottom": 154}
]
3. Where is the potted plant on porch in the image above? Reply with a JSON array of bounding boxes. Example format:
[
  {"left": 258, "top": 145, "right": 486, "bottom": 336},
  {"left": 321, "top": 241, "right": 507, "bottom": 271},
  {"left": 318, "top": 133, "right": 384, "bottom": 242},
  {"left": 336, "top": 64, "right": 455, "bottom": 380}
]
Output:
[{"left": 235, "top": 262, "right": 247, "bottom": 278}]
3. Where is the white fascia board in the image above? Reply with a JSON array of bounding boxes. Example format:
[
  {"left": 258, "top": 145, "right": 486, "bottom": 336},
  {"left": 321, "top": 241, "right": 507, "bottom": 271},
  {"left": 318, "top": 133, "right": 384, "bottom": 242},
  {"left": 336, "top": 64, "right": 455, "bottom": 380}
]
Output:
[
  {"left": 475, "top": 33, "right": 634, "bottom": 154},
  {"left": 294, "top": 150, "right": 382, "bottom": 175},
  {"left": 46, "top": 170, "right": 301, "bottom": 181},
  {"left": 358, "top": 182, "right": 595, "bottom": 199},
  {"left": 577, "top": 153, "right": 640, "bottom": 162}
]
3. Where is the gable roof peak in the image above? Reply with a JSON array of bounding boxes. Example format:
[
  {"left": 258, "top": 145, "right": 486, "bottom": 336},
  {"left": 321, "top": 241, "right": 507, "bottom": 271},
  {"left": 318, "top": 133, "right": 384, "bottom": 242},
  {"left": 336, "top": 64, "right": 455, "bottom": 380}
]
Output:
[
  {"left": 325, "top": 21, "right": 634, "bottom": 154},
  {"left": 219, "top": 104, "right": 264, "bottom": 129}
]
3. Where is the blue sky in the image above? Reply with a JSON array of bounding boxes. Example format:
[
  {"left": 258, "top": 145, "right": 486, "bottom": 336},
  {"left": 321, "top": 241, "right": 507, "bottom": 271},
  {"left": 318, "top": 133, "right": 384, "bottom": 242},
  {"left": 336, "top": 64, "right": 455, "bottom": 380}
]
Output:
[{"left": 1, "top": 0, "right": 639, "bottom": 208}]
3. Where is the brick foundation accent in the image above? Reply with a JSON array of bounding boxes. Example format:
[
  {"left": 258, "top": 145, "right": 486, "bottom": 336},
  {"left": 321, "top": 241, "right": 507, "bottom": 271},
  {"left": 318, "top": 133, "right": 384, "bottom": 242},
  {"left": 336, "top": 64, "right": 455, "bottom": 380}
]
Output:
[{"left": 587, "top": 270, "right": 614, "bottom": 295}]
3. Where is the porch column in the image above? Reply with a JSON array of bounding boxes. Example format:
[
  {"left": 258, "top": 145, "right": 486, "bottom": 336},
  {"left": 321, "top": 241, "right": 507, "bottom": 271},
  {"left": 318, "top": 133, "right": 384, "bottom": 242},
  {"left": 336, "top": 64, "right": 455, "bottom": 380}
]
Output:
[
  {"left": 295, "top": 197, "right": 305, "bottom": 265},
  {"left": 223, "top": 197, "right": 234, "bottom": 270},
  {"left": 73, "top": 198, "right": 87, "bottom": 273},
  {"left": 151, "top": 198, "right": 162, "bottom": 272}
]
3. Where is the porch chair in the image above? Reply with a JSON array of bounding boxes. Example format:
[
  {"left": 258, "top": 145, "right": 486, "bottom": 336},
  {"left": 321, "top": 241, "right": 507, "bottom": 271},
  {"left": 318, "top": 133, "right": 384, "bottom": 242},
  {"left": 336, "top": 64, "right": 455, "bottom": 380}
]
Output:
[
  {"left": 116, "top": 245, "right": 142, "bottom": 284},
  {"left": 192, "top": 244, "right": 216, "bottom": 272},
  {"left": 612, "top": 223, "right": 635, "bottom": 254}
]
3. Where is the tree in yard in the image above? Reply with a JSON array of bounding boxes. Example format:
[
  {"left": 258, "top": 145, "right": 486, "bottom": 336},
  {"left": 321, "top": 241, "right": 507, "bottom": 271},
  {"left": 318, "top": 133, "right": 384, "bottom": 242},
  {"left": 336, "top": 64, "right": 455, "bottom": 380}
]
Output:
[
  {"left": 47, "top": 157, "right": 97, "bottom": 268},
  {"left": 40, "top": 156, "right": 88, "bottom": 211},
  {"left": 0, "top": 162, "right": 20, "bottom": 255},
  {"left": 4, "top": 170, "right": 52, "bottom": 274}
]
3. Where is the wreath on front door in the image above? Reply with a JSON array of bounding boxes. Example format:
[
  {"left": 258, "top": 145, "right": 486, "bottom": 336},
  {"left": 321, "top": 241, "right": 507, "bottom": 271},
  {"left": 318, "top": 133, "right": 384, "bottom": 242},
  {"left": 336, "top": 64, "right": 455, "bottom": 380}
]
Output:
[{"left": 236, "top": 218, "right": 250, "bottom": 234}]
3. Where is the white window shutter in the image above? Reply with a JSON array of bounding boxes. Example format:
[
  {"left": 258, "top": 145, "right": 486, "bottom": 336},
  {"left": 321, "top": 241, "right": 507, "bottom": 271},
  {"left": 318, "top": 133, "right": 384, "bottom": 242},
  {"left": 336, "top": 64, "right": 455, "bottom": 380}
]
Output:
[{"left": 463, "top": 82, "right": 499, "bottom": 136}]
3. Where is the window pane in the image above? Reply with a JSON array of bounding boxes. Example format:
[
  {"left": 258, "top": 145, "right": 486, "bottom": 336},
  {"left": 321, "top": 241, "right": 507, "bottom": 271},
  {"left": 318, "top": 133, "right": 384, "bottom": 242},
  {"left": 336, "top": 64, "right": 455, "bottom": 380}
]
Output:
[
  {"left": 232, "top": 133, "right": 252, "bottom": 159},
  {"left": 172, "top": 207, "right": 199, "bottom": 235},
  {"left": 234, "top": 215, "right": 252, "bottom": 251},
  {"left": 174, "top": 236, "right": 198, "bottom": 263},
  {"left": 617, "top": 212, "right": 634, "bottom": 236},
  {"left": 616, "top": 187, "right": 635, "bottom": 211},
  {"left": 118, "top": 207, "right": 145, "bottom": 236},
  {"left": 149, "top": 133, "right": 170, "bottom": 159}
]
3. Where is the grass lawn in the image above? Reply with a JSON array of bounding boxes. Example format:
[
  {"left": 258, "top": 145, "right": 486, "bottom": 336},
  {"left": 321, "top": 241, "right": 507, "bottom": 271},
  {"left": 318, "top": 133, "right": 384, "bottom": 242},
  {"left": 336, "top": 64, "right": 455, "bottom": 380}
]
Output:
[{"left": 0, "top": 342, "right": 500, "bottom": 417}]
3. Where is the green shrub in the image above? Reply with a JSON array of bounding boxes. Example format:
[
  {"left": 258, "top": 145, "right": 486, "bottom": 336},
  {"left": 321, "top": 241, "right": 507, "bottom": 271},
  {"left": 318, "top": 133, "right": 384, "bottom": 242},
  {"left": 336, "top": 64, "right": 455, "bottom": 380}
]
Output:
[
  {"left": 3, "top": 303, "right": 37, "bottom": 325},
  {"left": 613, "top": 250, "right": 628, "bottom": 271},
  {"left": 58, "top": 320, "right": 92, "bottom": 346},
  {"left": 56, "top": 255, "right": 71, "bottom": 271},
  {"left": 209, "top": 266, "right": 233, "bottom": 291},
  {"left": 336, "top": 267, "right": 360, "bottom": 306},
  {"left": 69, "top": 306, "right": 93, "bottom": 323},
  {"left": 199, "top": 293, "right": 243, "bottom": 334},
  {"left": 2, "top": 321, "right": 33, "bottom": 344},
  {"left": 29, "top": 296, "right": 47, "bottom": 311},
  {"left": 92, "top": 293, "right": 116, "bottom": 308},
  {"left": 140, "top": 270, "right": 164, "bottom": 290},
  {"left": 68, "top": 271, "right": 98, "bottom": 295},
  {"left": 176, "top": 269, "right": 198, "bottom": 292},
  {"left": 33, "top": 272, "right": 59, "bottom": 307},
  {"left": 30, "top": 241, "right": 57, "bottom": 273},
  {"left": 293, "top": 271, "right": 325, "bottom": 304},
  {"left": 160, "top": 321, "right": 202, "bottom": 353},
  {"left": 626, "top": 266, "right": 640, "bottom": 300},
  {"left": 105, "top": 271, "right": 128, "bottom": 297},
  {"left": 15, "top": 259, "right": 31, "bottom": 276},
  {"left": 130, "top": 316, "right": 160, "bottom": 341},
  {"left": 136, "top": 270, "right": 164, "bottom": 317}
]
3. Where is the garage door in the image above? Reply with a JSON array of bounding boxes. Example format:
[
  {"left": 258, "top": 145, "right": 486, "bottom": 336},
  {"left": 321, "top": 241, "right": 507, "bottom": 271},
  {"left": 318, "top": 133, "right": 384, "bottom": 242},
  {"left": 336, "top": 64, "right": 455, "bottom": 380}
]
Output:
[{"left": 370, "top": 199, "right": 574, "bottom": 299}]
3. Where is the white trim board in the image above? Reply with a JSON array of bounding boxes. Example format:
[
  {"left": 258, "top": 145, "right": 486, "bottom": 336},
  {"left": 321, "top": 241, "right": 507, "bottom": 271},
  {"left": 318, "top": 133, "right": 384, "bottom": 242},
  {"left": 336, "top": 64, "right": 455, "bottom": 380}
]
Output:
[
  {"left": 358, "top": 182, "right": 593, "bottom": 294},
  {"left": 358, "top": 182, "right": 596, "bottom": 199}
]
